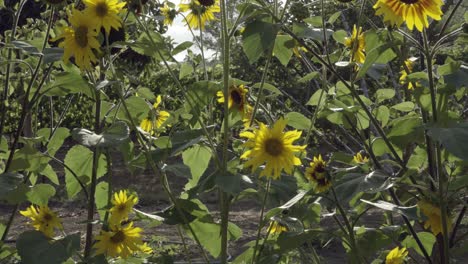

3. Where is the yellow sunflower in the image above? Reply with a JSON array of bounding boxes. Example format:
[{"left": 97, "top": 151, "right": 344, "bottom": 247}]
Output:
[
  {"left": 353, "top": 151, "right": 369, "bottom": 164},
  {"left": 268, "top": 220, "right": 288, "bottom": 235},
  {"left": 93, "top": 222, "right": 146, "bottom": 258},
  {"left": 161, "top": 3, "right": 177, "bottom": 26},
  {"left": 386, "top": 246, "right": 408, "bottom": 264},
  {"left": 399, "top": 58, "right": 417, "bottom": 89},
  {"left": 20, "top": 205, "right": 63, "bottom": 238},
  {"left": 109, "top": 190, "right": 138, "bottom": 226},
  {"left": 179, "top": 0, "right": 220, "bottom": 30},
  {"left": 216, "top": 84, "right": 253, "bottom": 126},
  {"left": 305, "top": 155, "right": 331, "bottom": 193},
  {"left": 373, "top": 0, "right": 443, "bottom": 32},
  {"left": 240, "top": 118, "right": 306, "bottom": 180},
  {"left": 55, "top": 8, "right": 101, "bottom": 70},
  {"left": 83, "top": 0, "right": 126, "bottom": 35},
  {"left": 344, "top": 25, "right": 365, "bottom": 64},
  {"left": 418, "top": 200, "right": 452, "bottom": 235},
  {"left": 139, "top": 95, "right": 171, "bottom": 135}
]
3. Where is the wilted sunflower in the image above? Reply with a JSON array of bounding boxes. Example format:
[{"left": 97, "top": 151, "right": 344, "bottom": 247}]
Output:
[
  {"left": 217, "top": 85, "right": 253, "bottom": 125},
  {"left": 305, "top": 155, "right": 331, "bottom": 193},
  {"left": 179, "top": 0, "right": 220, "bottom": 30},
  {"left": 139, "top": 95, "right": 171, "bottom": 135},
  {"left": 93, "top": 222, "right": 146, "bottom": 258},
  {"left": 385, "top": 246, "right": 408, "bottom": 264},
  {"left": 344, "top": 25, "right": 365, "bottom": 64},
  {"left": 109, "top": 190, "right": 138, "bottom": 226},
  {"left": 373, "top": 0, "right": 443, "bottom": 32},
  {"left": 20, "top": 205, "right": 63, "bottom": 238},
  {"left": 240, "top": 118, "right": 306, "bottom": 180},
  {"left": 161, "top": 3, "right": 177, "bottom": 25},
  {"left": 83, "top": 0, "right": 126, "bottom": 35},
  {"left": 55, "top": 8, "right": 100, "bottom": 70},
  {"left": 399, "top": 58, "right": 417, "bottom": 89},
  {"left": 418, "top": 200, "right": 452, "bottom": 235}
]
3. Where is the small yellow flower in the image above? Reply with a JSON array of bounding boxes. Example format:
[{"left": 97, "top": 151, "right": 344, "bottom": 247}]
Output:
[
  {"left": 268, "top": 220, "right": 288, "bottom": 235},
  {"left": 418, "top": 200, "right": 452, "bottom": 235},
  {"left": 139, "top": 95, "right": 171, "bottom": 135},
  {"left": 83, "top": 0, "right": 126, "bottom": 35},
  {"left": 353, "top": 152, "right": 369, "bottom": 164},
  {"left": 216, "top": 85, "right": 253, "bottom": 126},
  {"left": 54, "top": 8, "right": 101, "bottom": 70},
  {"left": 386, "top": 246, "right": 408, "bottom": 264},
  {"left": 240, "top": 118, "right": 306, "bottom": 180},
  {"left": 399, "top": 58, "right": 417, "bottom": 90},
  {"left": 109, "top": 190, "right": 138, "bottom": 227},
  {"left": 305, "top": 155, "right": 331, "bottom": 193},
  {"left": 179, "top": 0, "right": 220, "bottom": 30},
  {"left": 20, "top": 205, "right": 63, "bottom": 238},
  {"left": 161, "top": 3, "right": 177, "bottom": 26},
  {"left": 373, "top": 0, "right": 443, "bottom": 32},
  {"left": 93, "top": 222, "right": 146, "bottom": 258},
  {"left": 344, "top": 25, "right": 365, "bottom": 64}
]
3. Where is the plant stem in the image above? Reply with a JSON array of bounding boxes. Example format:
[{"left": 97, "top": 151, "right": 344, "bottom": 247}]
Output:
[
  {"left": 250, "top": 53, "right": 273, "bottom": 127},
  {"left": 251, "top": 179, "right": 271, "bottom": 264}
]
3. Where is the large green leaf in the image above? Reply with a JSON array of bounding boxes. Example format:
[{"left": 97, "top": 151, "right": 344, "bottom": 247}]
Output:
[
  {"left": 17, "top": 231, "right": 80, "bottom": 264},
  {"left": 242, "top": 20, "right": 279, "bottom": 63},
  {"left": 37, "top": 127, "right": 70, "bottom": 156},
  {"left": 72, "top": 121, "right": 130, "bottom": 149},
  {"left": 182, "top": 144, "right": 212, "bottom": 186},
  {"left": 9, "top": 145, "right": 50, "bottom": 173},
  {"left": 42, "top": 72, "right": 93, "bottom": 97},
  {"left": 64, "top": 145, "right": 107, "bottom": 198},
  {"left": 95, "top": 181, "right": 109, "bottom": 220},
  {"left": 402, "top": 232, "right": 435, "bottom": 257},
  {"left": 427, "top": 123, "right": 468, "bottom": 160},
  {"left": 334, "top": 171, "right": 394, "bottom": 204},
  {"left": 273, "top": 35, "right": 294, "bottom": 66},
  {"left": 360, "top": 200, "right": 420, "bottom": 221},
  {"left": 286, "top": 112, "right": 311, "bottom": 130},
  {"left": 26, "top": 184, "right": 55, "bottom": 206}
]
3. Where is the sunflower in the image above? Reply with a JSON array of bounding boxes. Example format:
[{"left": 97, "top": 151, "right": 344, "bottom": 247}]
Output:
[
  {"left": 305, "top": 155, "right": 331, "bottom": 193},
  {"left": 344, "top": 25, "right": 365, "bottom": 64},
  {"left": 20, "top": 205, "right": 63, "bottom": 238},
  {"left": 399, "top": 58, "right": 417, "bottom": 89},
  {"left": 93, "top": 222, "right": 146, "bottom": 258},
  {"left": 418, "top": 200, "right": 452, "bottom": 235},
  {"left": 179, "top": 0, "right": 220, "bottom": 30},
  {"left": 386, "top": 247, "right": 408, "bottom": 264},
  {"left": 353, "top": 151, "right": 369, "bottom": 164},
  {"left": 216, "top": 85, "right": 253, "bottom": 125},
  {"left": 83, "top": 0, "right": 126, "bottom": 35},
  {"left": 240, "top": 118, "right": 306, "bottom": 180},
  {"left": 55, "top": 8, "right": 101, "bottom": 70},
  {"left": 268, "top": 220, "right": 288, "bottom": 235},
  {"left": 139, "top": 95, "right": 171, "bottom": 135},
  {"left": 109, "top": 190, "right": 138, "bottom": 226},
  {"left": 161, "top": 3, "right": 177, "bottom": 26},
  {"left": 373, "top": 0, "right": 443, "bottom": 32}
]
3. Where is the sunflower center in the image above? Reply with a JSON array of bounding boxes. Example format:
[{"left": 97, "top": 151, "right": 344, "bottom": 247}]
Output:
[
  {"left": 264, "top": 138, "right": 283, "bottom": 156},
  {"left": 230, "top": 90, "right": 242, "bottom": 105},
  {"left": 399, "top": 0, "right": 419, "bottom": 4},
  {"left": 43, "top": 213, "right": 53, "bottom": 221},
  {"left": 198, "top": 0, "right": 215, "bottom": 7},
  {"left": 117, "top": 204, "right": 126, "bottom": 212},
  {"left": 110, "top": 230, "right": 126, "bottom": 244},
  {"left": 74, "top": 26, "right": 89, "bottom": 48},
  {"left": 96, "top": 2, "right": 109, "bottom": 17}
]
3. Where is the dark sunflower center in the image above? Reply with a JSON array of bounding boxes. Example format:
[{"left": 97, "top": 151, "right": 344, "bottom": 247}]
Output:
[
  {"left": 117, "top": 204, "right": 126, "bottom": 212},
  {"left": 400, "top": 0, "right": 419, "bottom": 4},
  {"left": 43, "top": 213, "right": 53, "bottom": 221},
  {"left": 315, "top": 163, "right": 325, "bottom": 173},
  {"left": 75, "top": 26, "right": 89, "bottom": 48},
  {"left": 199, "top": 0, "right": 215, "bottom": 7},
  {"left": 265, "top": 138, "right": 283, "bottom": 156},
  {"left": 96, "top": 2, "right": 109, "bottom": 17},
  {"left": 110, "top": 230, "right": 126, "bottom": 243},
  {"left": 230, "top": 90, "right": 242, "bottom": 105}
]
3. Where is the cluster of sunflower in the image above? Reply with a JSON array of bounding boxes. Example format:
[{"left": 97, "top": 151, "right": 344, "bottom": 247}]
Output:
[
  {"left": 54, "top": 0, "right": 126, "bottom": 70},
  {"left": 93, "top": 190, "right": 152, "bottom": 259},
  {"left": 160, "top": 0, "right": 220, "bottom": 29}
]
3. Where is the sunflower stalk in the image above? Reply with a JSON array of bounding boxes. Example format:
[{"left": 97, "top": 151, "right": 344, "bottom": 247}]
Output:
[{"left": 251, "top": 179, "right": 271, "bottom": 264}]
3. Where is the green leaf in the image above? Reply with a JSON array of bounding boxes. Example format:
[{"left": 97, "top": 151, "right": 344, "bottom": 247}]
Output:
[
  {"left": 273, "top": 35, "right": 293, "bottom": 66},
  {"left": 95, "top": 181, "right": 109, "bottom": 220},
  {"left": 128, "top": 31, "right": 171, "bottom": 61},
  {"left": 182, "top": 144, "right": 212, "bottom": 184},
  {"left": 43, "top": 48, "right": 63, "bottom": 64},
  {"left": 9, "top": 145, "right": 50, "bottom": 173},
  {"left": 38, "top": 164, "right": 59, "bottom": 185},
  {"left": 374, "top": 105, "right": 390, "bottom": 127},
  {"left": 242, "top": 20, "right": 278, "bottom": 63},
  {"left": 0, "top": 172, "right": 24, "bottom": 201},
  {"left": 332, "top": 30, "right": 347, "bottom": 44},
  {"left": 335, "top": 171, "right": 394, "bottom": 204},
  {"left": 72, "top": 121, "right": 130, "bottom": 149},
  {"left": 388, "top": 116, "right": 424, "bottom": 147},
  {"left": 375, "top": 89, "right": 395, "bottom": 103},
  {"left": 361, "top": 200, "right": 420, "bottom": 220},
  {"left": 427, "top": 123, "right": 468, "bottom": 160},
  {"left": 391, "top": 102, "right": 415, "bottom": 112},
  {"left": 285, "top": 112, "right": 311, "bottom": 130},
  {"left": 43, "top": 72, "right": 93, "bottom": 97},
  {"left": 293, "top": 23, "right": 333, "bottom": 42},
  {"left": 406, "top": 71, "right": 429, "bottom": 82},
  {"left": 135, "top": 87, "right": 154, "bottom": 100},
  {"left": 17, "top": 231, "right": 80, "bottom": 264},
  {"left": 115, "top": 96, "right": 148, "bottom": 124},
  {"left": 26, "top": 184, "right": 55, "bottom": 206},
  {"left": 298, "top": 72, "right": 319, "bottom": 83},
  {"left": 11, "top": 41, "right": 40, "bottom": 55},
  {"left": 172, "top": 41, "right": 193, "bottom": 56},
  {"left": 64, "top": 145, "right": 107, "bottom": 198},
  {"left": 357, "top": 31, "right": 396, "bottom": 78},
  {"left": 306, "top": 89, "right": 326, "bottom": 106},
  {"left": 402, "top": 232, "right": 435, "bottom": 257},
  {"left": 437, "top": 60, "right": 461, "bottom": 76},
  {"left": 179, "top": 62, "right": 193, "bottom": 79},
  {"left": 37, "top": 127, "right": 70, "bottom": 156}
]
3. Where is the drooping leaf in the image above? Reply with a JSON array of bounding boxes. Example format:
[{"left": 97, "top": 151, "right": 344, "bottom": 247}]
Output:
[
  {"left": 273, "top": 35, "right": 294, "bottom": 66},
  {"left": 72, "top": 121, "right": 129, "bottom": 149},
  {"left": 361, "top": 200, "right": 420, "bottom": 221}
]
